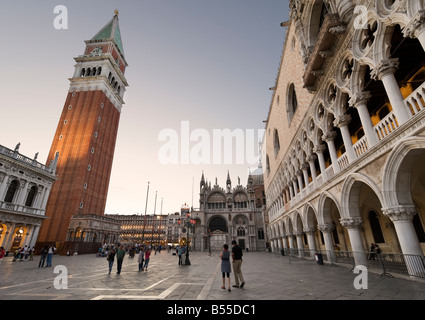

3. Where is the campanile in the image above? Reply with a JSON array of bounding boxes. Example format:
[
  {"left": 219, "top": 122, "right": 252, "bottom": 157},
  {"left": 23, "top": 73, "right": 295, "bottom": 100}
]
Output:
[{"left": 37, "top": 12, "right": 128, "bottom": 244}]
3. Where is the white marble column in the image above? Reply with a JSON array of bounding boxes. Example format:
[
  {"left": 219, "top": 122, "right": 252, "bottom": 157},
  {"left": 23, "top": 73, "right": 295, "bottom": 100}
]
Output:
[
  {"left": 349, "top": 91, "right": 379, "bottom": 147},
  {"left": 313, "top": 144, "right": 328, "bottom": 180},
  {"left": 295, "top": 231, "right": 305, "bottom": 258},
  {"left": 0, "top": 175, "right": 9, "bottom": 201},
  {"left": 318, "top": 224, "right": 336, "bottom": 263},
  {"left": 383, "top": 206, "right": 425, "bottom": 277},
  {"left": 307, "top": 154, "right": 318, "bottom": 181},
  {"left": 304, "top": 228, "right": 317, "bottom": 256},
  {"left": 334, "top": 115, "right": 356, "bottom": 162},
  {"left": 322, "top": 131, "right": 340, "bottom": 174},
  {"left": 371, "top": 59, "right": 410, "bottom": 125},
  {"left": 301, "top": 163, "right": 310, "bottom": 191},
  {"left": 288, "top": 233, "right": 295, "bottom": 254},
  {"left": 403, "top": 10, "right": 425, "bottom": 51},
  {"left": 340, "top": 217, "right": 368, "bottom": 267},
  {"left": 17, "top": 181, "right": 30, "bottom": 206}
]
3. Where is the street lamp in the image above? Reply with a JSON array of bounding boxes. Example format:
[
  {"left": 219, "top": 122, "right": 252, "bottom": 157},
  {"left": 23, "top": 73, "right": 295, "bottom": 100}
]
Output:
[{"left": 178, "top": 211, "right": 196, "bottom": 265}]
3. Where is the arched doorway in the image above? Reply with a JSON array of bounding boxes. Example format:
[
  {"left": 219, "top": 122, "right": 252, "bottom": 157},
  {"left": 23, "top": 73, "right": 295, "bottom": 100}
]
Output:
[
  {"left": 208, "top": 216, "right": 228, "bottom": 251},
  {"left": 11, "top": 226, "right": 26, "bottom": 251},
  {"left": 319, "top": 194, "right": 349, "bottom": 262},
  {"left": 382, "top": 138, "right": 425, "bottom": 276}
]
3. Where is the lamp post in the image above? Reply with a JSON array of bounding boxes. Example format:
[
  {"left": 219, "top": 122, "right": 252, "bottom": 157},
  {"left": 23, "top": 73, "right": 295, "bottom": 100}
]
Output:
[{"left": 178, "top": 211, "right": 196, "bottom": 265}]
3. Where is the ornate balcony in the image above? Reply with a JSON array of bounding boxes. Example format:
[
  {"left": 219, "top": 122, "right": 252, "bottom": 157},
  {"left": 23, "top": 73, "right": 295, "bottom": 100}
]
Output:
[{"left": 303, "top": 13, "right": 345, "bottom": 91}]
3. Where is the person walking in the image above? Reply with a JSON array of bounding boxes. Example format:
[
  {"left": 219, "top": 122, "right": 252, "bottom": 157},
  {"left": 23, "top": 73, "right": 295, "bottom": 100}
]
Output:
[
  {"left": 220, "top": 244, "right": 232, "bottom": 292},
  {"left": 138, "top": 246, "right": 145, "bottom": 271},
  {"left": 38, "top": 245, "right": 48, "bottom": 268},
  {"left": 46, "top": 244, "right": 56, "bottom": 267},
  {"left": 29, "top": 247, "right": 35, "bottom": 261},
  {"left": 106, "top": 247, "right": 116, "bottom": 274},
  {"left": 178, "top": 246, "right": 185, "bottom": 266},
  {"left": 116, "top": 245, "right": 126, "bottom": 274},
  {"left": 143, "top": 247, "right": 151, "bottom": 271},
  {"left": 0, "top": 247, "right": 5, "bottom": 263},
  {"left": 231, "top": 240, "right": 245, "bottom": 289}
]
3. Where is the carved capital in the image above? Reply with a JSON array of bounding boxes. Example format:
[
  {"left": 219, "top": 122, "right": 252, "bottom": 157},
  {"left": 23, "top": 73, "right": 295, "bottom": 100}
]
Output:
[
  {"left": 349, "top": 91, "right": 372, "bottom": 107},
  {"left": 303, "top": 227, "right": 316, "bottom": 234},
  {"left": 333, "top": 114, "right": 352, "bottom": 128},
  {"left": 322, "top": 131, "right": 337, "bottom": 142},
  {"left": 318, "top": 223, "right": 334, "bottom": 233},
  {"left": 340, "top": 217, "right": 363, "bottom": 229},
  {"left": 382, "top": 206, "right": 417, "bottom": 222},
  {"left": 307, "top": 154, "right": 317, "bottom": 162},
  {"left": 294, "top": 231, "right": 304, "bottom": 237},
  {"left": 313, "top": 144, "right": 327, "bottom": 154},
  {"left": 371, "top": 58, "right": 399, "bottom": 80},
  {"left": 403, "top": 10, "right": 425, "bottom": 38}
]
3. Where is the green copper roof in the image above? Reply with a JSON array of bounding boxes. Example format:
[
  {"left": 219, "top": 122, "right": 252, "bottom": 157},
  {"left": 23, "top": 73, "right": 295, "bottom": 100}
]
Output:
[{"left": 91, "top": 15, "right": 125, "bottom": 56}]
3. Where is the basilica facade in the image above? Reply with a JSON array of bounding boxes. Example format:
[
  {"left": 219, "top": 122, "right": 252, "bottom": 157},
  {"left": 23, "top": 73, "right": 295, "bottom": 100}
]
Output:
[
  {"left": 190, "top": 169, "right": 267, "bottom": 252},
  {"left": 264, "top": 0, "right": 425, "bottom": 277}
]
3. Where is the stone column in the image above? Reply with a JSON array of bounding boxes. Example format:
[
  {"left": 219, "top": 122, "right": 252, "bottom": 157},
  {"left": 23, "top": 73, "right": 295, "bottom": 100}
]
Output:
[
  {"left": 282, "top": 235, "right": 288, "bottom": 254},
  {"left": 383, "top": 206, "right": 425, "bottom": 277},
  {"left": 292, "top": 178, "right": 299, "bottom": 196},
  {"left": 288, "top": 181, "right": 295, "bottom": 200},
  {"left": 3, "top": 223, "right": 16, "bottom": 252},
  {"left": 0, "top": 175, "right": 9, "bottom": 201},
  {"left": 403, "top": 10, "right": 425, "bottom": 52},
  {"left": 349, "top": 91, "right": 379, "bottom": 147},
  {"left": 318, "top": 224, "right": 336, "bottom": 263},
  {"left": 295, "top": 231, "right": 305, "bottom": 258},
  {"left": 17, "top": 181, "right": 30, "bottom": 206},
  {"left": 304, "top": 228, "right": 317, "bottom": 257},
  {"left": 288, "top": 233, "right": 295, "bottom": 255},
  {"left": 371, "top": 59, "right": 410, "bottom": 125},
  {"left": 322, "top": 131, "right": 340, "bottom": 174},
  {"left": 301, "top": 163, "right": 310, "bottom": 191},
  {"left": 307, "top": 154, "right": 318, "bottom": 181},
  {"left": 313, "top": 144, "right": 328, "bottom": 180},
  {"left": 296, "top": 170, "right": 304, "bottom": 194},
  {"left": 340, "top": 217, "right": 368, "bottom": 267},
  {"left": 334, "top": 115, "right": 356, "bottom": 162}
]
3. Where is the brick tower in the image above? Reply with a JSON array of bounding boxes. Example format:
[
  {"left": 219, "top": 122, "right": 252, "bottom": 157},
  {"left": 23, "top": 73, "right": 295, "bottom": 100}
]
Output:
[{"left": 37, "top": 12, "right": 128, "bottom": 246}]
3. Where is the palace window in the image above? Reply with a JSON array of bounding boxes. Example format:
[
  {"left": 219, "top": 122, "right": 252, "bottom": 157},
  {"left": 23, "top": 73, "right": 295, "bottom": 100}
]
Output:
[
  {"left": 287, "top": 83, "right": 298, "bottom": 125},
  {"left": 25, "top": 186, "right": 37, "bottom": 207},
  {"left": 4, "top": 180, "right": 19, "bottom": 203}
]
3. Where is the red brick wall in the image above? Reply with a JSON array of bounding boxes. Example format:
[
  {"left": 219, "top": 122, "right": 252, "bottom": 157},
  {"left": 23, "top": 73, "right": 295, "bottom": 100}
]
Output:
[{"left": 38, "top": 90, "right": 121, "bottom": 243}]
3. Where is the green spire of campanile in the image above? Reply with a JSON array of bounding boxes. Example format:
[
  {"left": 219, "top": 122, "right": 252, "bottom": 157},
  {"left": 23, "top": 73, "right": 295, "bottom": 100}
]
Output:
[{"left": 91, "top": 10, "right": 125, "bottom": 57}]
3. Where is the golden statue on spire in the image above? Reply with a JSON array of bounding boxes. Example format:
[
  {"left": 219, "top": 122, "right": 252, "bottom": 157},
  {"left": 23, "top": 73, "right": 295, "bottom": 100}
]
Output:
[{"left": 114, "top": 9, "right": 119, "bottom": 16}]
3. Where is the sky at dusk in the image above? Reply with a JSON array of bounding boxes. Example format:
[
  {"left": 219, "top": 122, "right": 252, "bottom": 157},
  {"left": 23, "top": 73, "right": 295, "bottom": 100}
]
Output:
[{"left": 0, "top": 1, "right": 289, "bottom": 215}]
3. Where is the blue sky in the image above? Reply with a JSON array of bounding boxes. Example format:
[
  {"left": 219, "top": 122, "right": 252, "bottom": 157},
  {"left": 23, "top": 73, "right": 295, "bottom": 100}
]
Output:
[{"left": 0, "top": 1, "right": 289, "bottom": 215}]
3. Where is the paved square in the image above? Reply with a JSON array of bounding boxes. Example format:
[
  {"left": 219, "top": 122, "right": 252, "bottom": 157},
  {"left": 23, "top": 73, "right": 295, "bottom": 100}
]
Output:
[{"left": 0, "top": 250, "right": 424, "bottom": 300}]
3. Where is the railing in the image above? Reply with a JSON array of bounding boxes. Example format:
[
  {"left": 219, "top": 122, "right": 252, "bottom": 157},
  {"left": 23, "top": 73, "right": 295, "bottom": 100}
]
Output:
[
  {"left": 0, "top": 145, "right": 52, "bottom": 173},
  {"left": 0, "top": 201, "right": 45, "bottom": 216},
  {"left": 374, "top": 112, "right": 399, "bottom": 140},
  {"left": 353, "top": 135, "right": 369, "bottom": 157},
  {"left": 337, "top": 153, "right": 349, "bottom": 170},
  {"left": 274, "top": 249, "right": 425, "bottom": 279},
  {"left": 405, "top": 82, "right": 425, "bottom": 116},
  {"left": 325, "top": 165, "right": 334, "bottom": 180}
]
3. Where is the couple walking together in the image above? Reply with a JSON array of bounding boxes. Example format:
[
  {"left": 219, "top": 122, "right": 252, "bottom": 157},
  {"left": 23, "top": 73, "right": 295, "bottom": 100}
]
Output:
[{"left": 220, "top": 240, "right": 245, "bottom": 292}]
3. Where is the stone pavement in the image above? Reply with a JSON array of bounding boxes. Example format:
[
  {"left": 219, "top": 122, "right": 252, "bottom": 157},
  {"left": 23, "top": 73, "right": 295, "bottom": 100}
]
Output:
[{"left": 0, "top": 250, "right": 424, "bottom": 301}]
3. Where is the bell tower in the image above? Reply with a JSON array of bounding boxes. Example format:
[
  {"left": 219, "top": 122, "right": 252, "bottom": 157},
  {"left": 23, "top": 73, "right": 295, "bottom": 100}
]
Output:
[{"left": 37, "top": 12, "right": 129, "bottom": 245}]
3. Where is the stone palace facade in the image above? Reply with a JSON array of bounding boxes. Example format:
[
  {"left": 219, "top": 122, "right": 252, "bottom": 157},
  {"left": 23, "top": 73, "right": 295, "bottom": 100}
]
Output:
[{"left": 263, "top": 0, "right": 425, "bottom": 277}]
